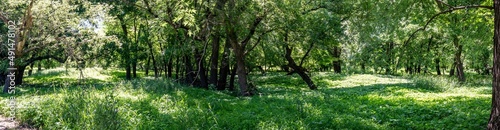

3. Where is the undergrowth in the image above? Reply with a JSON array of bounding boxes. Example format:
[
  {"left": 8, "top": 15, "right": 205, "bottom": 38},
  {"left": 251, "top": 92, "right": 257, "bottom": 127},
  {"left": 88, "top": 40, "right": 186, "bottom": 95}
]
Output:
[{"left": 0, "top": 68, "right": 491, "bottom": 129}]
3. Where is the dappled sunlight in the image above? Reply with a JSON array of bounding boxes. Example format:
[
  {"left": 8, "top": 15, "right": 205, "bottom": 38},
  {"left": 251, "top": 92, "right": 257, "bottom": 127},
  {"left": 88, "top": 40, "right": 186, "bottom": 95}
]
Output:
[
  {"left": 321, "top": 74, "right": 411, "bottom": 88},
  {"left": 5, "top": 68, "right": 493, "bottom": 129}
]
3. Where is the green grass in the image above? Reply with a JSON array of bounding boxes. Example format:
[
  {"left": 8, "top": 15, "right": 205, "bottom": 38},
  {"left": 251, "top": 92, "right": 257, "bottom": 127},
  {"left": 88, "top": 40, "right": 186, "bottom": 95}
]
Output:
[{"left": 0, "top": 68, "right": 491, "bottom": 129}]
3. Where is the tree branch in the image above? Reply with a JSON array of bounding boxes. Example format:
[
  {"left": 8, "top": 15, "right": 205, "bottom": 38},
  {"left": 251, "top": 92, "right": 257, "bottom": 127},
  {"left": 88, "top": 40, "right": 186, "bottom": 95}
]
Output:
[
  {"left": 142, "top": 0, "right": 189, "bottom": 31},
  {"left": 241, "top": 16, "right": 263, "bottom": 47},
  {"left": 404, "top": 5, "right": 493, "bottom": 46},
  {"left": 299, "top": 42, "right": 314, "bottom": 67},
  {"left": 26, "top": 54, "right": 67, "bottom": 66}
]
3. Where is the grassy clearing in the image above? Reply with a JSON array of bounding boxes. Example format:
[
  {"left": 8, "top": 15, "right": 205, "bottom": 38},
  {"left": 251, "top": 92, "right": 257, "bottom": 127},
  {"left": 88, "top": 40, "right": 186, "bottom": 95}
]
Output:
[{"left": 0, "top": 68, "right": 491, "bottom": 129}]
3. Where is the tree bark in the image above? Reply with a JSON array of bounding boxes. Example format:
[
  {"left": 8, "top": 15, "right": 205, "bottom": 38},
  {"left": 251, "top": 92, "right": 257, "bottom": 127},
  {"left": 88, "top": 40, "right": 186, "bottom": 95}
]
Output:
[
  {"left": 15, "top": 66, "right": 26, "bottom": 85},
  {"left": 184, "top": 54, "right": 195, "bottom": 84},
  {"left": 217, "top": 38, "right": 231, "bottom": 90},
  {"left": 489, "top": 0, "right": 500, "bottom": 129},
  {"left": 229, "top": 63, "right": 237, "bottom": 91},
  {"left": 37, "top": 60, "right": 41, "bottom": 72},
  {"left": 132, "top": 60, "right": 137, "bottom": 78},
  {"left": 118, "top": 16, "right": 132, "bottom": 80},
  {"left": 209, "top": 34, "right": 220, "bottom": 85},
  {"left": 285, "top": 45, "right": 317, "bottom": 90},
  {"left": 148, "top": 46, "right": 158, "bottom": 78},
  {"left": 435, "top": 58, "right": 441, "bottom": 75},
  {"left": 332, "top": 46, "right": 342, "bottom": 73},
  {"left": 167, "top": 58, "right": 173, "bottom": 78},
  {"left": 453, "top": 36, "right": 465, "bottom": 82},
  {"left": 450, "top": 62, "right": 456, "bottom": 76},
  {"left": 195, "top": 49, "right": 209, "bottom": 89},
  {"left": 28, "top": 63, "right": 34, "bottom": 76},
  {"left": 146, "top": 56, "right": 150, "bottom": 76}
]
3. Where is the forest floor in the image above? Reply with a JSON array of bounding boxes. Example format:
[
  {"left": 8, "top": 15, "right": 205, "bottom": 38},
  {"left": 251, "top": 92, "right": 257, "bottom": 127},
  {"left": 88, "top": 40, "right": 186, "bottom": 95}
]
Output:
[{"left": 0, "top": 67, "right": 492, "bottom": 129}]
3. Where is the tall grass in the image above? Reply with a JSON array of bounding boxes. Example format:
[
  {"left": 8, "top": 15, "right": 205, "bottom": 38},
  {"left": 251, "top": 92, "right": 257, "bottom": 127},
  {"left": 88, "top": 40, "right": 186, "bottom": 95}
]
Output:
[{"left": 0, "top": 68, "right": 492, "bottom": 129}]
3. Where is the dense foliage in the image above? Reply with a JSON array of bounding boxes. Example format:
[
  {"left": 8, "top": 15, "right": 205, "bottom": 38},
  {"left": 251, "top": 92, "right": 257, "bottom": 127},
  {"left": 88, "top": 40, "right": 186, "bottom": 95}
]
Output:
[{"left": 1, "top": 0, "right": 500, "bottom": 129}]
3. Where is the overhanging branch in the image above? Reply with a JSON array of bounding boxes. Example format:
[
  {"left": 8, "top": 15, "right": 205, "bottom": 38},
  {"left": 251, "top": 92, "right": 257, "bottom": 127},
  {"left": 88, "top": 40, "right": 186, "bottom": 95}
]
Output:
[{"left": 403, "top": 5, "right": 493, "bottom": 46}]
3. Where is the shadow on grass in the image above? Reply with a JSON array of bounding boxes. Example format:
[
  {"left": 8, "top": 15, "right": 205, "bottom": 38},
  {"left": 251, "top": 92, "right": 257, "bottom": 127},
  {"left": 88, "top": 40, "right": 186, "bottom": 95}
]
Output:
[{"left": 10, "top": 70, "right": 491, "bottom": 129}]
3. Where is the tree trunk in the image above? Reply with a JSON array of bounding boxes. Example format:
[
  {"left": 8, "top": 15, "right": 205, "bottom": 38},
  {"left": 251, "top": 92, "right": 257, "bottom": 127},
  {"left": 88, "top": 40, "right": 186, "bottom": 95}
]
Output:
[
  {"left": 449, "top": 62, "right": 456, "bottom": 76},
  {"left": 146, "top": 56, "right": 150, "bottom": 76},
  {"left": 15, "top": 66, "right": 26, "bottom": 85},
  {"left": 118, "top": 16, "right": 132, "bottom": 80},
  {"left": 126, "top": 65, "right": 131, "bottom": 80},
  {"left": 176, "top": 56, "right": 181, "bottom": 80},
  {"left": 167, "top": 58, "right": 173, "bottom": 78},
  {"left": 489, "top": 1, "right": 500, "bottom": 129},
  {"left": 435, "top": 58, "right": 441, "bottom": 75},
  {"left": 229, "top": 63, "right": 237, "bottom": 91},
  {"left": 28, "top": 63, "right": 34, "bottom": 76},
  {"left": 233, "top": 47, "right": 250, "bottom": 95},
  {"left": 132, "top": 60, "right": 137, "bottom": 78},
  {"left": 209, "top": 34, "right": 220, "bottom": 85},
  {"left": 37, "top": 60, "right": 41, "bottom": 72},
  {"left": 227, "top": 27, "right": 250, "bottom": 95},
  {"left": 217, "top": 38, "right": 231, "bottom": 90},
  {"left": 184, "top": 54, "right": 195, "bottom": 84},
  {"left": 333, "top": 46, "right": 342, "bottom": 73},
  {"left": 453, "top": 36, "right": 465, "bottom": 82},
  {"left": 285, "top": 45, "right": 317, "bottom": 90},
  {"left": 148, "top": 46, "right": 158, "bottom": 78},
  {"left": 195, "top": 49, "right": 208, "bottom": 89}
]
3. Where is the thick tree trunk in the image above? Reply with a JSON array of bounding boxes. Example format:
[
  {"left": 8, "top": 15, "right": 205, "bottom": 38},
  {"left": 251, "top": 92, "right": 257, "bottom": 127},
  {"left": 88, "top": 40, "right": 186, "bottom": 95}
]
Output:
[
  {"left": 14, "top": 66, "right": 26, "bottom": 85},
  {"left": 285, "top": 45, "right": 317, "bottom": 90},
  {"left": 209, "top": 35, "right": 220, "bottom": 85},
  {"left": 489, "top": 0, "right": 500, "bottom": 129},
  {"left": 234, "top": 48, "right": 250, "bottom": 95}
]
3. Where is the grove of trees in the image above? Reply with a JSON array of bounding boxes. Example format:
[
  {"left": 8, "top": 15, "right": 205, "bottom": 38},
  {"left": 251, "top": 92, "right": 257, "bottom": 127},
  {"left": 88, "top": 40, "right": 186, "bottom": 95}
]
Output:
[{"left": 2, "top": 0, "right": 500, "bottom": 129}]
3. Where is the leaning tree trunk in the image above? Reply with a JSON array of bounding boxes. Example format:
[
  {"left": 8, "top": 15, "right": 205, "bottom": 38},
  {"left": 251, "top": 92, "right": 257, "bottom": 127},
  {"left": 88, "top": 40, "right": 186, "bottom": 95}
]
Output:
[
  {"left": 284, "top": 44, "right": 316, "bottom": 90},
  {"left": 489, "top": 0, "right": 500, "bottom": 129}
]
